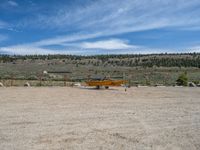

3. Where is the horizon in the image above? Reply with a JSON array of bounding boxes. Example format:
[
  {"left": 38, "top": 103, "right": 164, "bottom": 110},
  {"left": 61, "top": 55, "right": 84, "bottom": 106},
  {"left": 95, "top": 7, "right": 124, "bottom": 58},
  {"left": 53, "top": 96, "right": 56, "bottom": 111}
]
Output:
[
  {"left": 0, "top": 52, "right": 200, "bottom": 57},
  {"left": 1, "top": 0, "right": 200, "bottom": 55}
]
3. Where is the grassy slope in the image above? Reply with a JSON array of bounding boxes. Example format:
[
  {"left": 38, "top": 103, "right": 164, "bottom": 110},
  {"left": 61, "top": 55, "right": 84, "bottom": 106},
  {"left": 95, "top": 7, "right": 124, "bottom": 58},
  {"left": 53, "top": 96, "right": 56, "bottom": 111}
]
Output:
[{"left": 0, "top": 54, "right": 200, "bottom": 86}]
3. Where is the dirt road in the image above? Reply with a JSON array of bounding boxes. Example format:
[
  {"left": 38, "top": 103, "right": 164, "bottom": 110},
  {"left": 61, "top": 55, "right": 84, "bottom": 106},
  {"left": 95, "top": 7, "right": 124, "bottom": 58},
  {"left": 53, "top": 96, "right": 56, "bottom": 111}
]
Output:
[{"left": 0, "top": 87, "right": 200, "bottom": 150}]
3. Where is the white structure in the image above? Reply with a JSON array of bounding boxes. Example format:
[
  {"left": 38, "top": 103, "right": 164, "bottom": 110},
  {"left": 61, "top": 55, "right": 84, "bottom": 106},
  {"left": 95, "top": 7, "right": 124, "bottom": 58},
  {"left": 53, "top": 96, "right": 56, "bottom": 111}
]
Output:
[
  {"left": 0, "top": 82, "right": 4, "bottom": 87},
  {"left": 24, "top": 82, "right": 31, "bottom": 87},
  {"left": 43, "top": 70, "right": 48, "bottom": 74}
]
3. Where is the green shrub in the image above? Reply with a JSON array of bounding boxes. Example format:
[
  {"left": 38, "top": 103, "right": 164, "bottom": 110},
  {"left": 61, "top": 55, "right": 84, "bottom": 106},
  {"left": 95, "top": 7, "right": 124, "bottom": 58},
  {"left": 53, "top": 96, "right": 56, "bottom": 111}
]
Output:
[
  {"left": 193, "top": 80, "right": 200, "bottom": 85},
  {"left": 176, "top": 73, "right": 188, "bottom": 86}
]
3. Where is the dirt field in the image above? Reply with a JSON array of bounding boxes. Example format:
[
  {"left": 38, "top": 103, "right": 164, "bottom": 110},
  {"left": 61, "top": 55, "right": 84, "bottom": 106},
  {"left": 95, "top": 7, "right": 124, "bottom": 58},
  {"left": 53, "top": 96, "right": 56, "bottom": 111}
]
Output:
[{"left": 0, "top": 87, "right": 200, "bottom": 150}]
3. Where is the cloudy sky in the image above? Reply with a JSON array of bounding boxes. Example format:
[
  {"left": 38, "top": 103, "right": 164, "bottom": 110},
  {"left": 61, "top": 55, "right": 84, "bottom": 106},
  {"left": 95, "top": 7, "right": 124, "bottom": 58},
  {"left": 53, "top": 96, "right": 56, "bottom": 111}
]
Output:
[{"left": 0, "top": 0, "right": 200, "bottom": 55}]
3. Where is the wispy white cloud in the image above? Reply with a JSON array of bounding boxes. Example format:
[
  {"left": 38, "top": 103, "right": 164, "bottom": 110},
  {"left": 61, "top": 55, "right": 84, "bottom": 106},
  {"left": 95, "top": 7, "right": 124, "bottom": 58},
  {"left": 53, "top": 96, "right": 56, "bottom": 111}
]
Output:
[
  {"left": 1, "top": 42, "right": 198, "bottom": 55},
  {"left": 2, "top": 0, "right": 200, "bottom": 54},
  {"left": 0, "top": 45, "right": 52, "bottom": 55},
  {"left": 33, "top": 32, "right": 103, "bottom": 47},
  {"left": 7, "top": 1, "right": 18, "bottom": 7},
  {"left": 0, "top": 20, "right": 20, "bottom": 32},
  {"left": 0, "top": 45, "right": 97, "bottom": 55},
  {"left": 15, "top": 0, "right": 200, "bottom": 47},
  {"left": 80, "top": 39, "right": 139, "bottom": 50},
  {"left": 0, "top": 38, "right": 140, "bottom": 54},
  {"left": 188, "top": 46, "right": 200, "bottom": 52},
  {"left": 19, "top": 0, "right": 200, "bottom": 32}
]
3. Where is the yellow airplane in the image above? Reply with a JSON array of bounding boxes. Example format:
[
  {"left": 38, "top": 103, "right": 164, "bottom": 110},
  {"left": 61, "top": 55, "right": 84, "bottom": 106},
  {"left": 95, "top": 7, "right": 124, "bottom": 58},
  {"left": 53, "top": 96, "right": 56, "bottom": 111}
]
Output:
[{"left": 85, "top": 78, "right": 127, "bottom": 89}]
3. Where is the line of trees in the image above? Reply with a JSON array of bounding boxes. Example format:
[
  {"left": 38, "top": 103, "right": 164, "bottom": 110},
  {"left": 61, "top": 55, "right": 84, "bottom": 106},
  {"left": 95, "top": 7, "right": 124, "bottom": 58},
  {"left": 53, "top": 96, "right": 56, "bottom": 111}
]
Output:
[{"left": 0, "top": 53, "right": 200, "bottom": 68}]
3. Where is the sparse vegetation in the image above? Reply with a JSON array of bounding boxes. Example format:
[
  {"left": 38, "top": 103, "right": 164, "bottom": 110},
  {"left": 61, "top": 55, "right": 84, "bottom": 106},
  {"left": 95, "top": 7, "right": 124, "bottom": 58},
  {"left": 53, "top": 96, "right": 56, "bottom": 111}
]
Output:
[
  {"left": 176, "top": 72, "right": 188, "bottom": 86},
  {"left": 1, "top": 53, "right": 200, "bottom": 67},
  {"left": 0, "top": 53, "right": 200, "bottom": 86}
]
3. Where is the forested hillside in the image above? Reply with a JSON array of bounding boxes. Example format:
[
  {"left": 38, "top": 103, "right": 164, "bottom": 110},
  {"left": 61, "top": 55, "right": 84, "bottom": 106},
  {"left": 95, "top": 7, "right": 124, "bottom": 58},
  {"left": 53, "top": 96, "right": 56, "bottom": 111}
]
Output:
[{"left": 0, "top": 53, "right": 200, "bottom": 68}]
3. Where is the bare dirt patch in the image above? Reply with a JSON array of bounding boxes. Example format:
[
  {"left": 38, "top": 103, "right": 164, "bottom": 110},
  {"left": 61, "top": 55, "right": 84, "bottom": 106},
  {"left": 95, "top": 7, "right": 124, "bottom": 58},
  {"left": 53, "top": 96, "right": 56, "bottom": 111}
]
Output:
[{"left": 0, "top": 87, "right": 200, "bottom": 150}]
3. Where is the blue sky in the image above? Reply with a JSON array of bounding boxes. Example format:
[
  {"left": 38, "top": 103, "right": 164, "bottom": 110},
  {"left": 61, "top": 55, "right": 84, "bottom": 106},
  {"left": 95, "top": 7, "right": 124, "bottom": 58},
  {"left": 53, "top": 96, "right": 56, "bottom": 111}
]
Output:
[{"left": 0, "top": 0, "right": 200, "bottom": 55}]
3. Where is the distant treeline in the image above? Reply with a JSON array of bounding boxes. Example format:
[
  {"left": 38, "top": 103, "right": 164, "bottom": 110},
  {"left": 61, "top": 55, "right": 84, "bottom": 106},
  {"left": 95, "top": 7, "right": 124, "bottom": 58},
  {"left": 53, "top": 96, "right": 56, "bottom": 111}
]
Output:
[{"left": 0, "top": 53, "right": 200, "bottom": 68}]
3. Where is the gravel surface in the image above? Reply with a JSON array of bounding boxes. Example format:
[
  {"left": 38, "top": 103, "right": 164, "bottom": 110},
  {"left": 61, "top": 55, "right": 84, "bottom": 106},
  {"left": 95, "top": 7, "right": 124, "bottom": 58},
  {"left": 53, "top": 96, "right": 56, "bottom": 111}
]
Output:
[{"left": 0, "top": 87, "right": 200, "bottom": 150}]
